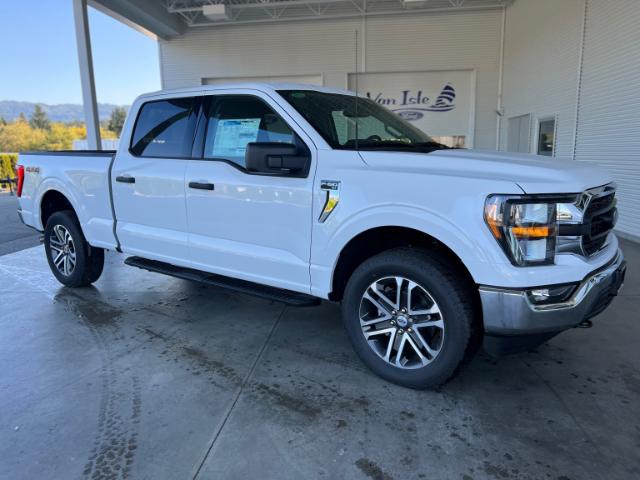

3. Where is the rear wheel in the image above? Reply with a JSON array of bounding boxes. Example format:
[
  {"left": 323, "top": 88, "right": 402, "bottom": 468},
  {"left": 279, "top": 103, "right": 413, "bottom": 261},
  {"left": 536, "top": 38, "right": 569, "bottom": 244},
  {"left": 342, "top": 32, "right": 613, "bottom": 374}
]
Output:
[
  {"left": 44, "top": 210, "right": 104, "bottom": 287},
  {"left": 341, "top": 248, "right": 477, "bottom": 389}
]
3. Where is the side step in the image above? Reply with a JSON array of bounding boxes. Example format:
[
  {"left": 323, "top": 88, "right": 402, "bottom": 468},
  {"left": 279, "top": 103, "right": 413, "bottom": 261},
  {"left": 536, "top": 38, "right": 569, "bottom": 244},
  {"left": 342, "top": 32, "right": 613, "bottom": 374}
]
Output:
[{"left": 124, "top": 256, "right": 321, "bottom": 307}]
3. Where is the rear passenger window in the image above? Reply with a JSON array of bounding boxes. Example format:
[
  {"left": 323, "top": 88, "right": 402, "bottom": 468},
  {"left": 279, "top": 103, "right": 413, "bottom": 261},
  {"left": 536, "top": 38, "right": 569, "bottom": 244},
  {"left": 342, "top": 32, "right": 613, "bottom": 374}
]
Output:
[
  {"left": 204, "top": 95, "right": 295, "bottom": 168},
  {"left": 130, "top": 97, "right": 195, "bottom": 157}
]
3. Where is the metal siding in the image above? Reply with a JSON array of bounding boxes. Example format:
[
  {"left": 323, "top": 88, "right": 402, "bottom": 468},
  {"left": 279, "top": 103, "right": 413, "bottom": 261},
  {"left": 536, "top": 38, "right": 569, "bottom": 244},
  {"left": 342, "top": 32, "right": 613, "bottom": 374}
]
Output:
[
  {"left": 500, "top": 0, "right": 584, "bottom": 160},
  {"left": 159, "top": 10, "right": 502, "bottom": 149},
  {"left": 575, "top": 0, "right": 640, "bottom": 238}
]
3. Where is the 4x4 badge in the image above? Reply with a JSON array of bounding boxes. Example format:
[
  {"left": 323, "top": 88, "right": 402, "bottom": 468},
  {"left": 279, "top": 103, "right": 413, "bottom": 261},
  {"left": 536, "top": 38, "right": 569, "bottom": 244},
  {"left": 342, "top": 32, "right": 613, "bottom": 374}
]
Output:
[{"left": 319, "top": 180, "right": 341, "bottom": 223}]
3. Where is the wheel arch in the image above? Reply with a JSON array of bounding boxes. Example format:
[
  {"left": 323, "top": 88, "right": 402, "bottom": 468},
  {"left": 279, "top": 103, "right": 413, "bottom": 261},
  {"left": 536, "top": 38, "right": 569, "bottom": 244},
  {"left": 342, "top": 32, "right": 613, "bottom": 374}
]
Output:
[
  {"left": 328, "top": 225, "right": 478, "bottom": 303},
  {"left": 40, "top": 188, "right": 79, "bottom": 230}
]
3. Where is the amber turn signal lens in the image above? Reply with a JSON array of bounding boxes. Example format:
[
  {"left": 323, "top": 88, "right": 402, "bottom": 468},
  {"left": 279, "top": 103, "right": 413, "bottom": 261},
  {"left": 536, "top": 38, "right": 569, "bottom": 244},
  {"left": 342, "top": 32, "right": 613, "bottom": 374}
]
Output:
[{"left": 511, "top": 225, "right": 554, "bottom": 238}]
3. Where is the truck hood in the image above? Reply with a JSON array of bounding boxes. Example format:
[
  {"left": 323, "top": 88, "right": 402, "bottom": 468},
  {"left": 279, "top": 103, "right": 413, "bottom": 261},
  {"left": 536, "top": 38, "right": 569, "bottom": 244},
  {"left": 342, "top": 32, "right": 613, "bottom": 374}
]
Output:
[{"left": 359, "top": 149, "right": 613, "bottom": 194}]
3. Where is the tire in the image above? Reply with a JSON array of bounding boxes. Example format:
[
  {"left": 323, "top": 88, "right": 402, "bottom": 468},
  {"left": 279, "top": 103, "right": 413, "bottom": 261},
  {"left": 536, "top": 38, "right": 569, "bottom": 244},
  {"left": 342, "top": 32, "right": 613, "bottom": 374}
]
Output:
[
  {"left": 44, "top": 210, "right": 104, "bottom": 288},
  {"left": 341, "top": 248, "right": 477, "bottom": 389}
]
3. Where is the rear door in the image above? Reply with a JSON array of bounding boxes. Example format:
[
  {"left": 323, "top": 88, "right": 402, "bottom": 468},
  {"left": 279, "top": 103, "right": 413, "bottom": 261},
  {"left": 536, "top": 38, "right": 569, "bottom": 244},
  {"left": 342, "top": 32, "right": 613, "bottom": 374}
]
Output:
[
  {"left": 184, "top": 91, "right": 316, "bottom": 293},
  {"left": 112, "top": 94, "right": 199, "bottom": 264}
]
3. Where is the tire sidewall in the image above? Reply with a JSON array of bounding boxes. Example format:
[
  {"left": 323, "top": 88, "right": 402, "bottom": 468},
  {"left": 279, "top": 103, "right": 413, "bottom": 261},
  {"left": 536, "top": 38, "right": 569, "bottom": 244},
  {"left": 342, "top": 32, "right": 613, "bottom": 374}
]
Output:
[
  {"left": 44, "top": 211, "right": 88, "bottom": 287},
  {"left": 342, "top": 251, "right": 472, "bottom": 388}
]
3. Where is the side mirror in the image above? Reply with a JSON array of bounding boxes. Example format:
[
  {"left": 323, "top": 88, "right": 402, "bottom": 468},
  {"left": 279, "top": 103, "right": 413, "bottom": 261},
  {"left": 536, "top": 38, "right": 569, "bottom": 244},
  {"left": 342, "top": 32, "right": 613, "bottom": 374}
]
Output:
[{"left": 245, "top": 142, "right": 309, "bottom": 175}]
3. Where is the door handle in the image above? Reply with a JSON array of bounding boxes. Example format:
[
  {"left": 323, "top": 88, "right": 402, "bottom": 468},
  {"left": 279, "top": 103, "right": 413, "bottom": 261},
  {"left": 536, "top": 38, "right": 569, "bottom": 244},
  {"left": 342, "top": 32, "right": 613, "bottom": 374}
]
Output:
[
  {"left": 116, "top": 175, "right": 135, "bottom": 184},
  {"left": 189, "top": 181, "right": 215, "bottom": 191}
]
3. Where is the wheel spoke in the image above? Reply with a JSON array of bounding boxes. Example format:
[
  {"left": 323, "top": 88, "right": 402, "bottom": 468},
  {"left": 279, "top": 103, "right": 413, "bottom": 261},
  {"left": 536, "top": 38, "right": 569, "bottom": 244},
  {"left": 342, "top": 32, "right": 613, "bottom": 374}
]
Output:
[
  {"left": 383, "top": 329, "right": 397, "bottom": 362},
  {"left": 53, "top": 251, "right": 65, "bottom": 267},
  {"left": 413, "top": 319, "right": 445, "bottom": 330},
  {"left": 53, "top": 226, "right": 65, "bottom": 244},
  {"left": 395, "top": 333, "right": 408, "bottom": 367},
  {"left": 361, "top": 312, "right": 392, "bottom": 327},
  {"left": 413, "top": 329, "right": 440, "bottom": 359},
  {"left": 372, "top": 282, "right": 399, "bottom": 311},
  {"left": 363, "top": 289, "right": 393, "bottom": 317},
  {"left": 364, "top": 327, "right": 395, "bottom": 339},
  {"left": 405, "top": 334, "right": 428, "bottom": 365},
  {"left": 409, "top": 304, "right": 441, "bottom": 316},
  {"left": 394, "top": 276, "right": 403, "bottom": 310}
]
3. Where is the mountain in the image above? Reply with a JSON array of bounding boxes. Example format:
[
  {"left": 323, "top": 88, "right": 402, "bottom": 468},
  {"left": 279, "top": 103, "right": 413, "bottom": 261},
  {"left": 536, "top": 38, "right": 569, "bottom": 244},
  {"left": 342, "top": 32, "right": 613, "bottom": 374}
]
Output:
[{"left": 0, "top": 101, "right": 128, "bottom": 123}]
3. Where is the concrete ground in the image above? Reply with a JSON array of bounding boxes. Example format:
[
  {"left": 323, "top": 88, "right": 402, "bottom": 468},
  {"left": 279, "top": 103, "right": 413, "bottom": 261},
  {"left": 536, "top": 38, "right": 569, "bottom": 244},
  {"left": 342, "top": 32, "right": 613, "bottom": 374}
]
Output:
[
  {"left": 0, "top": 192, "right": 40, "bottom": 256},
  {"left": 0, "top": 240, "right": 638, "bottom": 480}
]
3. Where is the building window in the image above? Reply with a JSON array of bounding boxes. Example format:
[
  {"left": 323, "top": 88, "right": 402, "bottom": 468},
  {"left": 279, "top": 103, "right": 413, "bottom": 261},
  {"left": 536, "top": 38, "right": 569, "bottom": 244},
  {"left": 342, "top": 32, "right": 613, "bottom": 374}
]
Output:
[
  {"left": 507, "top": 114, "right": 531, "bottom": 153},
  {"left": 537, "top": 118, "right": 556, "bottom": 156}
]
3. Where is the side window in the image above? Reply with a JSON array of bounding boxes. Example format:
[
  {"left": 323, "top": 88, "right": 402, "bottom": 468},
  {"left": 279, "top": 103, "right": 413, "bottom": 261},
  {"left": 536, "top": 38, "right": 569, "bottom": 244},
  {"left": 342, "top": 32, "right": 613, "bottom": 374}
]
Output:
[
  {"left": 130, "top": 97, "right": 195, "bottom": 157},
  {"left": 204, "top": 95, "right": 296, "bottom": 168}
]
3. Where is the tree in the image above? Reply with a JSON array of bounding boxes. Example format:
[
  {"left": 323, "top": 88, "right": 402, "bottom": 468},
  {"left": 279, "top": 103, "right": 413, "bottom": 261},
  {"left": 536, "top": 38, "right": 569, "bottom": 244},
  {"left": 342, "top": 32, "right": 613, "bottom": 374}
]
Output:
[
  {"left": 107, "top": 107, "right": 127, "bottom": 136},
  {"left": 0, "top": 120, "right": 47, "bottom": 152},
  {"left": 0, "top": 116, "right": 6, "bottom": 126},
  {"left": 30, "top": 104, "right": 51, "bottom": 130}
]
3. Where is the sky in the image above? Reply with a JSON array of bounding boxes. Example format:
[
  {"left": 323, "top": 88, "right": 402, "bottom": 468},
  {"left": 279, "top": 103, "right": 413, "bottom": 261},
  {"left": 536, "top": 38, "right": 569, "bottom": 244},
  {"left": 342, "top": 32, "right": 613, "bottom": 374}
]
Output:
[{"left": 0, "top": 0, "right": 160, "bottom": 106}]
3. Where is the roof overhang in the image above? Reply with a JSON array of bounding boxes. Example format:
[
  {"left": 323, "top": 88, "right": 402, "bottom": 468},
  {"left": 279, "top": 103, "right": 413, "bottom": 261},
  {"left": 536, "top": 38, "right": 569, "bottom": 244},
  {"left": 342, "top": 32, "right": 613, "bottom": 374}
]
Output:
[
  {"left": 89, "top": 0, "right": 186, "bottom": 39},
  {"left": 90, "top": 0, "right": 513, "bottom": 38}
]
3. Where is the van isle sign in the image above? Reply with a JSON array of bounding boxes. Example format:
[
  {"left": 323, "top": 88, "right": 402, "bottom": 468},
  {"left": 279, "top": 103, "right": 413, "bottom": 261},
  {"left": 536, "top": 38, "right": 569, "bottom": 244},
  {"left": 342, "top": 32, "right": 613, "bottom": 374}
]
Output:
[
  {"left": 366, "top": 84, "right": 456, "bottom": 121},
  {"left": 350, "top": 70, "right": 473, "bottom": 141}
]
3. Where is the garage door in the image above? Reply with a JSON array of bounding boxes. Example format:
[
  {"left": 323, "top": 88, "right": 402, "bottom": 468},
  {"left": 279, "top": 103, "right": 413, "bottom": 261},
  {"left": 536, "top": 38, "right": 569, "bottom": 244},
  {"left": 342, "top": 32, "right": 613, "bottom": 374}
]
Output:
[
  {"left": 203, "top": 74, "right": 323, "bottom": 86},
  {"left": 348, "top": 70, "right": 476, "bottom": 148}
]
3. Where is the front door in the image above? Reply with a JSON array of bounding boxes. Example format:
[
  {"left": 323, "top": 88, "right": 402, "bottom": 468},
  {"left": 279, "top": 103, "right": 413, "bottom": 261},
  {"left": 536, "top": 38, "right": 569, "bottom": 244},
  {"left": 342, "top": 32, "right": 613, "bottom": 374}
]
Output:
[
  {"left": 185, "top": 92, "right": 316, "bottom": 293},
  {"left": 112, "top": 95, "right": 198, "bottom": 264}
]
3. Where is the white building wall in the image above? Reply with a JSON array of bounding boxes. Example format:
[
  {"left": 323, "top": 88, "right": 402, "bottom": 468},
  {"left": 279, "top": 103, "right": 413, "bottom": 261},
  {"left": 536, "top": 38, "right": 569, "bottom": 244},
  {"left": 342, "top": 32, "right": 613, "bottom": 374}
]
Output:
[
  {"left": 499, "top": 0, "right": 585, "bottom": 159},
  {"left": 575, "top": 0, "right": 640, "bottom": 239},
  {"left": 159, "top": 9, "right": 503, "bottom": 149}
]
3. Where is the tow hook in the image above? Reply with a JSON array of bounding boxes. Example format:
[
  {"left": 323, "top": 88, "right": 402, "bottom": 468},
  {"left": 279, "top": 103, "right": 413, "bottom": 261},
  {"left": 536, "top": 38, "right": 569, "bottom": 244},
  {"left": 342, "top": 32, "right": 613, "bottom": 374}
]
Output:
[{"left": 577, "top": 319, "right": 593, "bottom": 329}]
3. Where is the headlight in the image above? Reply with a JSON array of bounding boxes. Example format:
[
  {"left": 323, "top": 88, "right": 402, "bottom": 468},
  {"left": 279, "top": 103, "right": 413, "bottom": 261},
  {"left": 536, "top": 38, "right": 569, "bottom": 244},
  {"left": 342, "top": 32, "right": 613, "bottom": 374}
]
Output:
[{"left": 484, "top": 194, "right": 575, "bottom": 266}]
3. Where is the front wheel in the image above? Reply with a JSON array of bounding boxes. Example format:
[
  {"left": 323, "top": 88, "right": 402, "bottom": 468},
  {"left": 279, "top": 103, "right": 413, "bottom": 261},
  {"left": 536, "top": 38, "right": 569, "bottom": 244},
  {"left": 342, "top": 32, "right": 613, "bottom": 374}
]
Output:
[
  {"left": 341, "top": 248, "right": 478, "bottom": 389},
  {"left": 44, "top": 210, "right": 104, "bottom": 288}
]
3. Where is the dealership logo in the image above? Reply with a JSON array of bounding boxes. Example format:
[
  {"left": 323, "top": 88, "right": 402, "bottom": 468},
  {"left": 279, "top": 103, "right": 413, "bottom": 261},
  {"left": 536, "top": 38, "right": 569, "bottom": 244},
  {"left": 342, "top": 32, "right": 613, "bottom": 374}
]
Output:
[{"left": 366, "top": 84, "right": 456, "bottom": 121}]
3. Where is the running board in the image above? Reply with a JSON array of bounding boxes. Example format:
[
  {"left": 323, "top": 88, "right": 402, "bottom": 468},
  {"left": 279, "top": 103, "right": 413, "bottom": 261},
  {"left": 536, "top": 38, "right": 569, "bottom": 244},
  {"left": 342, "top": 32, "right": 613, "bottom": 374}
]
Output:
[{"left": 124, "top": 256, "right": 320, "bottom": 307}]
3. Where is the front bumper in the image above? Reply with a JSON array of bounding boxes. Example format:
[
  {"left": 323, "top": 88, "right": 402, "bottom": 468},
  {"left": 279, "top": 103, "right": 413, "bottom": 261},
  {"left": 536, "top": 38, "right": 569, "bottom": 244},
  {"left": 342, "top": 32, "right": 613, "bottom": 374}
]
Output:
[{"left": 480, "top": 249, "right": 626, "bottom": 355}]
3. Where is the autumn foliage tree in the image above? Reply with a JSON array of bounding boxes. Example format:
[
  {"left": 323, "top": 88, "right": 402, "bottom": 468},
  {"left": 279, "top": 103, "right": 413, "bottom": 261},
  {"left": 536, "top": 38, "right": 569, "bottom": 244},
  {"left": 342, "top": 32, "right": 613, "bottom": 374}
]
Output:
[{"left": 0, "top": 116, "right": 117, "bottom": 153}]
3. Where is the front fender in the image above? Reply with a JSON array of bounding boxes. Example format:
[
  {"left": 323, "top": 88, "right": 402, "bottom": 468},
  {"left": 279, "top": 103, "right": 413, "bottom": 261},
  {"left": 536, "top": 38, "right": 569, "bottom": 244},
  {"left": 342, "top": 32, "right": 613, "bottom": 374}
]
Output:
[{"left": 310, "top": 203, "right": 509, "bottom": 298}]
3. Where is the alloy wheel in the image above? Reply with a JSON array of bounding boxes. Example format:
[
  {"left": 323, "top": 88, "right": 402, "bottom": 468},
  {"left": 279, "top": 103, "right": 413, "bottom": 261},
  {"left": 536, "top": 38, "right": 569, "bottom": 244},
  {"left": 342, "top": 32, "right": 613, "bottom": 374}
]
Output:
[
  {"left": 49, "top": 225, "right": 76, "bottom": 277},
  {"left": 359, "top": 276, "right": 445, "bottom": 369}
]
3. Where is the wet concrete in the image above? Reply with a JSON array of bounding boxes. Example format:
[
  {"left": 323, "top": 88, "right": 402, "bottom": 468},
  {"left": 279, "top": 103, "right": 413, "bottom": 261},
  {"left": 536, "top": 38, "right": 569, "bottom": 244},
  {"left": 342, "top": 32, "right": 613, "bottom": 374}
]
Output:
[{"left": 0, "top": 240, "right": 639, "bottom": 479}]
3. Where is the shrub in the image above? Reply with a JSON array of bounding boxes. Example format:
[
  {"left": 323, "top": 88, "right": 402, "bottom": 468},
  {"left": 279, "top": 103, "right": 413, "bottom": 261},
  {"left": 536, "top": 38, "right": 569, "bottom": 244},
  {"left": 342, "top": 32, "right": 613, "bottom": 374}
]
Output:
[{"left": 0, "top": 153, "right": 18, "bottom": 179}]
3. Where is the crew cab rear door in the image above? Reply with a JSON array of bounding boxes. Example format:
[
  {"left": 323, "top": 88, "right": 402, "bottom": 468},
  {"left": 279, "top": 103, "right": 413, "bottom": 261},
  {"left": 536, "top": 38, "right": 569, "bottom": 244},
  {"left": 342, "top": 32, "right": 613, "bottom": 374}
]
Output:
[
  {"left": 184, "top": 91, "right": 316, "bottom": 293},
  {"left": 112, "top": 94, "right": 199, "bottom": 263}
]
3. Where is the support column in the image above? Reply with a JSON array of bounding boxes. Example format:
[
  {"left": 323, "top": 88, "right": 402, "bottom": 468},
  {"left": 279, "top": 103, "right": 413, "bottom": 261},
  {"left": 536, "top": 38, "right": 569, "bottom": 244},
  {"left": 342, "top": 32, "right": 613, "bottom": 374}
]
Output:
[{"left": 72, "top": 0, "right": 101, "bottom": 150}]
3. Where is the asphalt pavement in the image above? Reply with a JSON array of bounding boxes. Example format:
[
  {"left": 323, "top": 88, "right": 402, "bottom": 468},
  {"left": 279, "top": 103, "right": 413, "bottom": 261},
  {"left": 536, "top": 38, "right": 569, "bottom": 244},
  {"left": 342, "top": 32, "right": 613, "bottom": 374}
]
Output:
[{"left": 0, "top": 192, "right": 41, "bottom": 256}]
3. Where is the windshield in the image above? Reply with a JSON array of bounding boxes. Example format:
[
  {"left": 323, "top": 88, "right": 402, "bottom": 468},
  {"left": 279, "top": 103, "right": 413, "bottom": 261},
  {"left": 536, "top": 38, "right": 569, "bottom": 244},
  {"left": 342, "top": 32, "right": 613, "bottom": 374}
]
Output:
[{"left": 278, "top": 90, "right": 449, "bottom": 152}]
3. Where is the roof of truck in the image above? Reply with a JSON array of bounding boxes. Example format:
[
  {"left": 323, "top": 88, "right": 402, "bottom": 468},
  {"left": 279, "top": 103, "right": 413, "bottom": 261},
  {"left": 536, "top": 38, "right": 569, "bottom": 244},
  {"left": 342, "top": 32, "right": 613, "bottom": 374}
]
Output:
[{"left": 136, "top": 82, "right": 355, "bottom": 101}]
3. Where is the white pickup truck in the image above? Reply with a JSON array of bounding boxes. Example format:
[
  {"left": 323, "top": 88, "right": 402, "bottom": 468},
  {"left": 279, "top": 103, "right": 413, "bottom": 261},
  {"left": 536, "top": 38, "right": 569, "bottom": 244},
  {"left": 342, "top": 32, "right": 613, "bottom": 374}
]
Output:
[{"left": 16, "top": 84, "right": 626, "bottom": 388}]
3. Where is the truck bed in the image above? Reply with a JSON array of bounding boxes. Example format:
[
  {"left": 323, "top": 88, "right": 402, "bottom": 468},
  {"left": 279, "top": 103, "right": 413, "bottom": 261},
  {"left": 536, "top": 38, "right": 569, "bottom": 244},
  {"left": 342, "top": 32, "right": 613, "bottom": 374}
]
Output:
[{"left": 17, "top": 150, "right": 119, "bottom": 251}]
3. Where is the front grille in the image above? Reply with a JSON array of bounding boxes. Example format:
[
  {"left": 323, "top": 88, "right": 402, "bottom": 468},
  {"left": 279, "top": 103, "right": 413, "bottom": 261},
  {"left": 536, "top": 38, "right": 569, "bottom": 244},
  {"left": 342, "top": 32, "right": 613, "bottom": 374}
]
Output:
[{"left": 582, "top": 189, "right": 616, "bottom": 255}]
